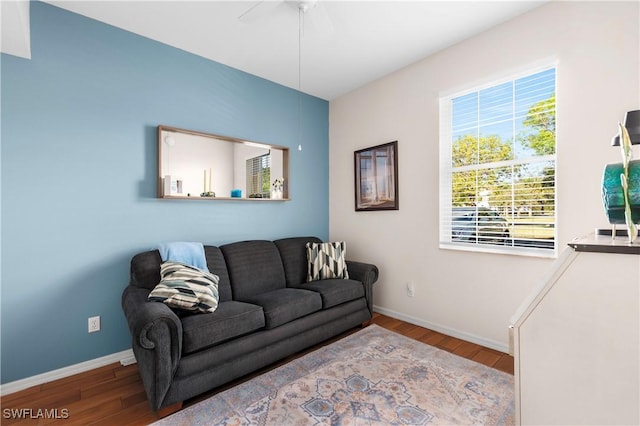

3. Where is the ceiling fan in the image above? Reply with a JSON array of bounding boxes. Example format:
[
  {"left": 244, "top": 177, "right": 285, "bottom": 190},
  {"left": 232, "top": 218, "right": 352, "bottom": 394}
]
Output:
[
  {"left": 238, "top": 0, "right": 334, "bottom": 34},
  {"left": 238, "top": 0, "right": 333, "bottom": 152}
]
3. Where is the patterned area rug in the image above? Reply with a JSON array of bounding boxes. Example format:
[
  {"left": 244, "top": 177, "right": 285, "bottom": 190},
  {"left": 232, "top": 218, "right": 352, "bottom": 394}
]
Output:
[{"left": 155, "top": 325, "right": 514, "bottom": 425}]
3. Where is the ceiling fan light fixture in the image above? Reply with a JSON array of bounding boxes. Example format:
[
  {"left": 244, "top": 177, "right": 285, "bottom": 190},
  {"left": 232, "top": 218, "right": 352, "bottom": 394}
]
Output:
[{"left": 286, "top": 0, "right": 318, "bottom": 13}]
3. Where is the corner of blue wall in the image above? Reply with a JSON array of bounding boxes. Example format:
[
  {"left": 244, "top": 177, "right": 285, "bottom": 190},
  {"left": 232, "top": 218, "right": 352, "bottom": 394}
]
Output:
[{"left": 0, "top": 1, "right": 329, "bottom": 384}]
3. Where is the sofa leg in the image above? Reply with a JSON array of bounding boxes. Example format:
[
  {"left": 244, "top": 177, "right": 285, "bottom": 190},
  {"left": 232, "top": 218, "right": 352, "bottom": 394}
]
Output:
[
  {"left": 361, "top": 320, "right": 371, "bottom": 328},
  {"left": 157, "top": 401, "right": 183, "bottom": 418}
]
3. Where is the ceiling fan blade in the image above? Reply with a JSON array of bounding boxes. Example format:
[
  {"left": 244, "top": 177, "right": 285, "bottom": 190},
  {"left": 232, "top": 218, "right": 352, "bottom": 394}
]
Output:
[
  {"left": 238, "top": 1, "right": 283, "bottom": 23},
  {"left": 307, "top": 2, "right": 334, "bottom": 34}
]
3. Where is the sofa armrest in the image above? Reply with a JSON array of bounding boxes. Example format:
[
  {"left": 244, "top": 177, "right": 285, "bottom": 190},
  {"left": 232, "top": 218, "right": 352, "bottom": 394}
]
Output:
[
  {"left": 121, "top": 285, "right": 183, "bottom": 411},
  {"left": 346, "top": 260, "right": 379, "bottom": 315}
]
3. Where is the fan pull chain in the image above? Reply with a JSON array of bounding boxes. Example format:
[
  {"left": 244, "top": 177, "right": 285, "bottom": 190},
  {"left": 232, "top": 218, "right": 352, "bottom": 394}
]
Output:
[{"left": 298, "top": 6, "right": 304, "bottom": 152}]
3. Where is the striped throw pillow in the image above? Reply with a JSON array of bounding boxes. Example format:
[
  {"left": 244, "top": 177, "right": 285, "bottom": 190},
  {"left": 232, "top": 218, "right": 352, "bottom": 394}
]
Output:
[
  {"left": 306, "top": 241, "right": 349, "bottom": 282},
  {"left": 148, "top": 262, "right": 219, "bottom": 313}
]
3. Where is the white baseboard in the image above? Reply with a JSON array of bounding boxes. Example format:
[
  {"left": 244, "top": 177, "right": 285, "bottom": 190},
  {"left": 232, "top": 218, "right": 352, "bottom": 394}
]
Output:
[
  {"left": 0, "top": 349, "right": 136, "bottom": 396},
  {"left": 373, "top": 305, "right": 509, "bottom": 354}
]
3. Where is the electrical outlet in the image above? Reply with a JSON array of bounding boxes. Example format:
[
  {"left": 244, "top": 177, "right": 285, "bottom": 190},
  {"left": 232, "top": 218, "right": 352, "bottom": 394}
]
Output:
[
  {"left": 88, "top": 316, "right": 101, "bottom": 333},
  {"left": 407, "top": 282, "right": 415, "bottom": 298}
]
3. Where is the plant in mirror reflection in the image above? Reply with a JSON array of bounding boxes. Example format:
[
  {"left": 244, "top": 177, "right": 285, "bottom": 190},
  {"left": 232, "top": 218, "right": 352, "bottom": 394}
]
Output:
[{"left": 272, "top": 178, "right": 284, "bottom": 192}]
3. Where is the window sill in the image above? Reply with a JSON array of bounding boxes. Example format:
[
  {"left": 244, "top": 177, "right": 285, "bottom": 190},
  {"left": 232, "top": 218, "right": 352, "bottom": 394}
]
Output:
[{"left": 439, "top": 242, "right": 557, "bottom": 258}]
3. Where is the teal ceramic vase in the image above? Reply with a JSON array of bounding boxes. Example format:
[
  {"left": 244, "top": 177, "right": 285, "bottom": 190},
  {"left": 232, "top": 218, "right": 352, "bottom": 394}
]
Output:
[{"left": 602, "top": 159, "right": 640, "bottom": 224}]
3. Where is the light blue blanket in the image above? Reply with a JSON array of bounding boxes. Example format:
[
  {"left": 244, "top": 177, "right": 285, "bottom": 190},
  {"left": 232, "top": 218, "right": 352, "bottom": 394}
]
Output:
[{"left": 158, "top": 242, "right": 209, "bottom": 272}]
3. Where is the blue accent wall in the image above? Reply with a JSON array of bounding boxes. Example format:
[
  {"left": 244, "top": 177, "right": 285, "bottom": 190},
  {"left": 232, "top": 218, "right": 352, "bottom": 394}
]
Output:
[{"left": 0, "top": 2, "right": 329, "bottom": 383}]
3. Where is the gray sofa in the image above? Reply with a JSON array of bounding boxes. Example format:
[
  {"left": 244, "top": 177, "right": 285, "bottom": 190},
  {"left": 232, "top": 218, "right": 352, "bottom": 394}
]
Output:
[{"left": 121, "top": 236, "right": 378, "bottom": 413}]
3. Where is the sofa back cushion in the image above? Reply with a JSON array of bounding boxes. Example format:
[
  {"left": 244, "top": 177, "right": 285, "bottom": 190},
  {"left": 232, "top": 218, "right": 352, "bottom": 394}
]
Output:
[
  {"left": 274, "top": 236, "right": 322, "bottom": 286},
  {"left": 204, "top": 246, "right": 233, "bottom": 302},
  {"left": 130, "top": 245, "right": 233, "bottom": 302},
  {"left": 220, "top": 240, "right": 286, "bottom": 300},
  {"left": 130, "top": 250, "right": 162, "bottom": 291}
]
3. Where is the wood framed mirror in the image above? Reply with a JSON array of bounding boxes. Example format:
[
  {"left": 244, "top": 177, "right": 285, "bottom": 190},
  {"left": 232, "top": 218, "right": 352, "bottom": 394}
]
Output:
[{"left": 158, "top": 125, "right": 289, "bottom": 200}]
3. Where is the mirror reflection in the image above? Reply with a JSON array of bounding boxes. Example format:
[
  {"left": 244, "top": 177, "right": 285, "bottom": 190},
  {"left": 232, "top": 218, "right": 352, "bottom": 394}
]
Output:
[{"left": 158, "top": 125, "right": 289, "bottom": 200}]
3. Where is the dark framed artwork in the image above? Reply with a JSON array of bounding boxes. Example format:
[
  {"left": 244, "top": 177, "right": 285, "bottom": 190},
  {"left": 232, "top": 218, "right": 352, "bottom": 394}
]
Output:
[{"left": 354, "top": 141, "right": 399, "bottom": 211}]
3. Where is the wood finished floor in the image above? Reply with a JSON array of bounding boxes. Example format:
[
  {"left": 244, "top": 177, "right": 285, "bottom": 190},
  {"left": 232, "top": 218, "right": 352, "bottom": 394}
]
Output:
[{"left": 0, "top": 313, "right": 514, "bottom": 425}]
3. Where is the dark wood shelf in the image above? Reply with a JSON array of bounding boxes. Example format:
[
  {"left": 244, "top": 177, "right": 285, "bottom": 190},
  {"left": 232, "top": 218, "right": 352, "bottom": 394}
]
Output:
[
  {"left": 568, "top": 230, "right": 640, "bottom": 255},
  {"left": 161, "top": 195, "right": 289, "bottom": 201}
]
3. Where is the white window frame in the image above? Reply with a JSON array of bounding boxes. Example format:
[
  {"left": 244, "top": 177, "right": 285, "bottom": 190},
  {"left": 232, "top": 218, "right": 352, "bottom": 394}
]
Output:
[{"left": 439, "top": 66, "right": 557, "bottom": 258}]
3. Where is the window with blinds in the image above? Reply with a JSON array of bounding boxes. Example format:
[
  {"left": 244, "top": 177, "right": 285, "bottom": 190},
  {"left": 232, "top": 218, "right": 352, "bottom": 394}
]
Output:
[
  {"left": 439, "top": 67, "right": 556, "bottom": 257},
  {"left": 246, "top": 153, "right": 271, "bottom": 198}
]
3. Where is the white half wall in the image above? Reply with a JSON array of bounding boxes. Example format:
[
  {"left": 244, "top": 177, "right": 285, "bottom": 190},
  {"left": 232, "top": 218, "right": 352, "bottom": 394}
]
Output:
[{"left": 329, "top": 1, "right": 640, "bottom": 350}]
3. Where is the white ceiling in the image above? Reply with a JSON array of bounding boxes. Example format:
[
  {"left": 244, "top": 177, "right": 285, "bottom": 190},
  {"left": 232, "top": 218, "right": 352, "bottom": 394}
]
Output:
[
  {"left": 3, "top": 1, "right": 548, "bottom": 100},
  {"left": 1, "top": 1, "right": 31, "bottom": 59}
]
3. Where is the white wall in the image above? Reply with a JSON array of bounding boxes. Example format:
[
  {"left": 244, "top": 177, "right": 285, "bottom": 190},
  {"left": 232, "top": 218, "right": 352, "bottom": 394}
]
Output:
[{"left": 329, "top": 1, "right": 640, "bottom": 351}]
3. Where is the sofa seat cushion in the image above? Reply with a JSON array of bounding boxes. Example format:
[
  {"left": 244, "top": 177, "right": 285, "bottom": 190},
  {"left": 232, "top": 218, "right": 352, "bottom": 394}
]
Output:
[
  {"left": 181, "top": 301, "right": 265, "bottom": 354},
  {"left": 242, "top": 288, "right": 322, "bottom": 329},
  {"left": 292, "top": 279, "right": 365, "bottom": 309}
]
